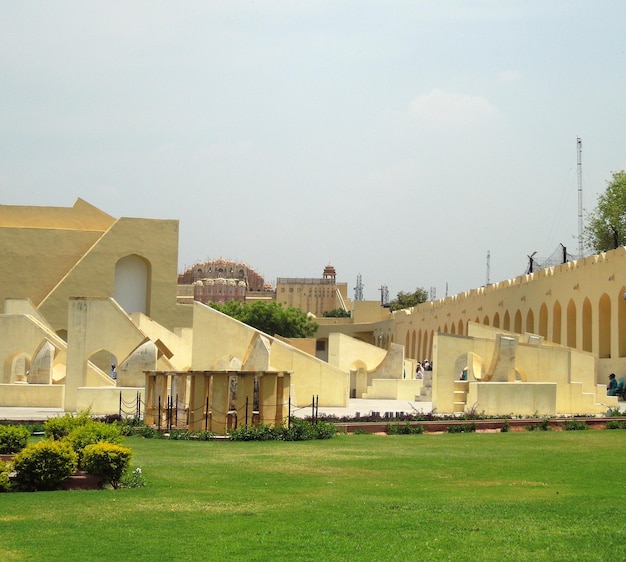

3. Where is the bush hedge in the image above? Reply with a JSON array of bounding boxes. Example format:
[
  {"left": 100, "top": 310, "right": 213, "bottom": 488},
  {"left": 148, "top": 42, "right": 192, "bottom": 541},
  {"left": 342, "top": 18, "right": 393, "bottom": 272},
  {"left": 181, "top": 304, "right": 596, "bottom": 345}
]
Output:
[
  {"left": 82, "top": 443, "right": 132, "bottom": 489},
  {"left": 65, "top": 422, "right": 122, "bottom": 467},
  {"left": 12, "top": 440, "right": 78, "bottom": 492},
  {"left": 0, "top": 424, "right": 30, "bottom": 454}
]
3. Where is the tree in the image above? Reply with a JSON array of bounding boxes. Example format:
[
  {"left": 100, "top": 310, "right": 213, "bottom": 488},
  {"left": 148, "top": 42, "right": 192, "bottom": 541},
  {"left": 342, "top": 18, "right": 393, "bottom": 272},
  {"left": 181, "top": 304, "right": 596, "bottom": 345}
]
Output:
[
  {"left": 388, "top": 288, "right": 429, "bottom": 312},
  {"left": 583, "top": 170, "right": 626, "bottom": 253},
  {"left": 210, "top": 301, "right": 319, "bottom": 338}
]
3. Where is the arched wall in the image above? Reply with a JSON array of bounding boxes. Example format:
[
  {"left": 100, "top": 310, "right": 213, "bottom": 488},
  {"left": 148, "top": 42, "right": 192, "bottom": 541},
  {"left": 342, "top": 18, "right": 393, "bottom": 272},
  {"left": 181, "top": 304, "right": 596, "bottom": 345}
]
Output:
[{"left": 391, "top": 248, "right": 626, "bottom": 381}]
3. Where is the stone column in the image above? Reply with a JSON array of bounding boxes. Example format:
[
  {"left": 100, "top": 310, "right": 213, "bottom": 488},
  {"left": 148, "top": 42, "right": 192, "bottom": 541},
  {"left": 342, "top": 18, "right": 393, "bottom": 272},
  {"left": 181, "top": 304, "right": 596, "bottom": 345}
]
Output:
[
  {"left": 210, "top": 373, "right": 230, "bottom": 434},
  {"left": 235, "top": 372, "right": 255, "bottom": 426},
  {"left": 188, "top": 373, "right": 209, "bottom": 431}
]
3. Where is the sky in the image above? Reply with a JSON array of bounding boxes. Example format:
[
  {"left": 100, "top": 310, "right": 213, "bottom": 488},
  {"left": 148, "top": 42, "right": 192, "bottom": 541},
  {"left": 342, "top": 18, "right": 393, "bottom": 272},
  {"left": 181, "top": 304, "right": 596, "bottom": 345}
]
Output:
[{"left": 2, "top": 1, "right": 626, "bottom": 301}]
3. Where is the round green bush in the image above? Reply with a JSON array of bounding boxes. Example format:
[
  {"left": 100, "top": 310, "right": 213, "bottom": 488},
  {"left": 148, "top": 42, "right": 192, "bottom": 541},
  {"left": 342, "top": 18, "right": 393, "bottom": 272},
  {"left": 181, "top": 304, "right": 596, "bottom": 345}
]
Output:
[
  {"left": 12, "top": 440, "right": 78, "bottom": 491},
  {"left": 82, "top": 443, "right": 132, "bottom": 489},
  {"left": 44, "top": 411, "right": 92, "bottom": 440},
  {"left": 0, "top": 424, "right": 30, "bottom": 454},
  {"left": 65, "top": 422, "right": 122, "bottom": 468}
]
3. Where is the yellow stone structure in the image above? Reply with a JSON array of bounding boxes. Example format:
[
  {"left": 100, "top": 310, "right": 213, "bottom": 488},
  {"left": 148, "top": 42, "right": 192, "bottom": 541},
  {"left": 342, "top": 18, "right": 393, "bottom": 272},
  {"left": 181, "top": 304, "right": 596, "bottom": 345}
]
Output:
[
  {"left": 1, "top": 199, "right": 390, "bottom": 428},
  {"left": 1, "top": 198, "right": 623, "bottom": 421}
]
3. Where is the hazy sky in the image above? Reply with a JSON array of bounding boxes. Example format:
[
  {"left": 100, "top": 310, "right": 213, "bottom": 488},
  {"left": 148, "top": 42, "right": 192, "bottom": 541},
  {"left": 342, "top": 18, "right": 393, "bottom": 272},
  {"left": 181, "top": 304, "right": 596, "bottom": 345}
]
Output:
[{"left": 2, "top": 1, "right": 625, "bottom": 301}]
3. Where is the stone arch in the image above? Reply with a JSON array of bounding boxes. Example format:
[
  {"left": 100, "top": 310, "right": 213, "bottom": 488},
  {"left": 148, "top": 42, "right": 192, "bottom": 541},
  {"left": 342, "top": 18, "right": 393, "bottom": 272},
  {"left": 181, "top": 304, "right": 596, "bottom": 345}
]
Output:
[
  {"left": 599, "top": 293, "right": 611, "bottom": 358},
  {"left": 514, "top": 310, "right": 522, "bottom": 334},
  {"left": 450, "top": 322, "right": 456, "bottom": 335},
  {"left": 567, "top": 299, "right": 576, "bottom": 348},
  {"left": 483, "top": 315, "right": 489, "bottom": 326},
  {"left": 493, "top": 312, "right": 500, "bottom": 328},
  {"left": 30, "top": 339, "right": 56, "bottom": 384},
  {"left": 526, "top": 309, "right": 535, "bottom": 334},
  {"left": 553, "top": 300, "right": 562, "bottom": 344},
  {"left": 115, "top": 254, "right": 151, "bottom": 316},
  {"left": 350, "top": 359, "right": 368, "bottom": 399},
  {"left": 538, "top": 303, "right": 548, "bottom": 338},
  {"left": 404, "top": 331, "right": 410, "bottom": 355},
  {"left": 88, "top": 348, "right": 118, "bottom": 379},
  {"left": 503, "top": 310, "right": 510, "bottom": 331},
  {"left": 3, "top": 351, "right": 31, "bottom": 384},
  {"left": 443, "top": 323, "right": 449, "bottom": 334},
  {"left": 582, "top": 297, "right": 592, "bottom": 352},
  {"left": 457, "top": 319, "right": 464, "bottom": 335},
  {"left": 411, "top": 330, "right": 416, "bottom": 359}
]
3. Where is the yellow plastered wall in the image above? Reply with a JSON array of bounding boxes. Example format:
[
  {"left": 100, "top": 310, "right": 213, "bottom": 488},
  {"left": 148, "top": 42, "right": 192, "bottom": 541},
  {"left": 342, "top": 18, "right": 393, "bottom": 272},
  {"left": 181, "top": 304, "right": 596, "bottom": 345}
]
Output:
[
  {"left": 394, "top": 247, "right": 626, "bottom": 385},
  {"left": 0, "top": 199, "right": 192, "bottom": 334}
]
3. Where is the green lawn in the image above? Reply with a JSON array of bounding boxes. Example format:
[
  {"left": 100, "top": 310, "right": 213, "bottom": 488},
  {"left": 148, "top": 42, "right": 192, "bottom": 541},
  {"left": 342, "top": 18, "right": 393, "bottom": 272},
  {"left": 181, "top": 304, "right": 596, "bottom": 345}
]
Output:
[{"left": 1, "top": 431, "right": 625, "bottom": 561}]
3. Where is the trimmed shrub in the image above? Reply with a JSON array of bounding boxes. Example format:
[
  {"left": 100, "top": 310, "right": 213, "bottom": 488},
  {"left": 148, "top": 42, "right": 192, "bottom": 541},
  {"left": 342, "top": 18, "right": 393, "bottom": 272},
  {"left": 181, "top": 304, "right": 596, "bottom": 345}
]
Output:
[
  {"left": 387, "top": 422, "right": 424, "bottom": 435},
  {"left": 65, "top": 422, "right": 123, "bottom": 467},
  {"left": 82, "top": 442, "right": 132, "bottom": 489},
  {"left": 313, "top": 421, "right": 338, "bottom": 439},
  {"left": 280, "top": 418, "right": 316, "bottom": 441},
  {"left": 12, "top": 440, "right": 78, "bottom": 491},
  {"left": 564, "top": 420, "right": 588, "bottom": 431},
  {"left": 45, "top": 411, "right": 92, "bottom": 440},
  {"left": 0, "top": 460, "right": 12, "bottom": 493},
  {"left": 447, "top": 422, "right": 477, "bottom": 433},
  {"left": 0, "top": 424, "right": 30, "bottom": 454},
  {"left": 228, "top": 423, "right": 279, "bottom": 441}
]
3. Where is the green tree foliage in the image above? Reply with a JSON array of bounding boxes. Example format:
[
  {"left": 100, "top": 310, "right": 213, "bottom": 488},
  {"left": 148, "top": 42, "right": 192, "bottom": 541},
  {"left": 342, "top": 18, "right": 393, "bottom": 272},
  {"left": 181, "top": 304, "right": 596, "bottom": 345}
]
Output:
[
  {"left": 388, "top": 288, "right": 429, "bottom": 311},
  {"left": 210, "top": 301, "right": 319, "bottom": 338},
  {"left": 322, "top": 308, "right": 351, "bottom": 318},
  {"left": 583, "top": 170, "right": 626, "bottom": 252}
]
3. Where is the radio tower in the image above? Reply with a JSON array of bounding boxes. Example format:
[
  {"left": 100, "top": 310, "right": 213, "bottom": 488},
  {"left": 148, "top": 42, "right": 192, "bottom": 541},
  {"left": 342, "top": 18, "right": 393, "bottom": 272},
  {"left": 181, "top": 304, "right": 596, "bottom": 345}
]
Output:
[
  {"left": 354, "top": 274, "right": 364, "bottom": 301},
  {"left": 577, "top": 137, "right": 583, "bottom": 258}
]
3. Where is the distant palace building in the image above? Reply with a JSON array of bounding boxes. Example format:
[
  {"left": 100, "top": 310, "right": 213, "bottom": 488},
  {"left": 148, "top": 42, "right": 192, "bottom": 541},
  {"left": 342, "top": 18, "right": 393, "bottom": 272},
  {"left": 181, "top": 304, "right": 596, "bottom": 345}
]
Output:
[
  {"left": 275, "top": 264, "right": 349, "bottom": 317},
  {"left": 177, "top": 258, "right": 272, "bottom": 305}
]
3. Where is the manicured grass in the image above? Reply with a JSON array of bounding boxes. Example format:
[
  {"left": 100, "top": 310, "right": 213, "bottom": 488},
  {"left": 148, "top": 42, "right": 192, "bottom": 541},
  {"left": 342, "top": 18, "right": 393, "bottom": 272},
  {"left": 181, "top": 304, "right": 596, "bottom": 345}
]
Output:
[{"left": 1, "top": 431, "right": 626, "bottom": 561}]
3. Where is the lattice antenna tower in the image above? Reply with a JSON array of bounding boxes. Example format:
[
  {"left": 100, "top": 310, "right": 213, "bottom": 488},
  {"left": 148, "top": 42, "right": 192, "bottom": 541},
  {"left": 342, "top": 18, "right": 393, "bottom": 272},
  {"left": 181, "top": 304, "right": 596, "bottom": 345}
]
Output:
[
  {"left": 577, "top": 137, "right": 583, "bottom": 258},
  {"left": 429, "top": 286, "right": 436, "bottom": 301},
  {"left": 354, "top": 274, "right": 364, "bottom": 301},
  {"left": 379, "top": 285, "right": 389, "bottom": 307},
  {"left": 486, "top": 250, "right": 491, "bottom": 286}
]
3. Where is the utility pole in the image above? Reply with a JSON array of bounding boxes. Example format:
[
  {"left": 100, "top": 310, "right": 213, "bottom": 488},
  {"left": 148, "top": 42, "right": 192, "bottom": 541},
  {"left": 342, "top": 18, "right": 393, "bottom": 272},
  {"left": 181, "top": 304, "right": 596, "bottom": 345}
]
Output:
[
  {"left": 577, "top": 137, "right": 583, "bottom": 258},
  {"left": 486, "top": 250, "right": 491, "bottom": 286}
]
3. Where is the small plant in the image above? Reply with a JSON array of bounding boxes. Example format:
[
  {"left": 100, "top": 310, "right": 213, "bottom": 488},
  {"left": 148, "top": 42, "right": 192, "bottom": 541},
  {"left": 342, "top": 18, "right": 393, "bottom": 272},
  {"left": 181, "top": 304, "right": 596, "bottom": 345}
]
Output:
[
  {"left": 526, "top": 418, "right": 551, "bottom": 432},
  {"left": 82, "top": 442, "right": 132, "bottom": 489},
  {"left": 605, "top": 406, "right": 623, "bottom": 417},
  {"left": 387, "top": 422, "right": 424, "bottom": 435},
  {"left": 0, "top": 424, "right": 30, "bottom": 454},
  {"left": 280, "top": 418, "right": 316, "bottom": 441},
  {"left": 501, "top": 420, "right": 510, "bottom": 433},
  {"left": 564, "top": 420, "right": 588, "bottom": 431},
  {"left": 228, "top": 423, "right": 280, "bottom": 441},
  {"left": 313, "top": 421, "right": 337, "bottom": 439},
  {"left": 447, "top": 422, "right": 477, "bottom": 433},
  {"left": 12, "top": 440, "right": 78, "bottom": 492},
  {"left": 605, "top": 420, "right": 625, "bottom": 430},
  {"left": 120, "top": 466, "right": 146, "bottom": 488}
]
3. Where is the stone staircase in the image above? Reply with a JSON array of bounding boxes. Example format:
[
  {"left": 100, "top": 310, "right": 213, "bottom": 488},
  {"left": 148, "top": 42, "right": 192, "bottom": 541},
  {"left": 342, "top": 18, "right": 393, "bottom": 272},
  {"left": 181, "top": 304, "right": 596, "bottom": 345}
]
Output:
[{"left": 416, "top": 371, "right": 433, "bottom": 401}]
